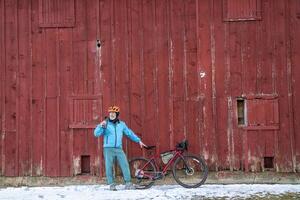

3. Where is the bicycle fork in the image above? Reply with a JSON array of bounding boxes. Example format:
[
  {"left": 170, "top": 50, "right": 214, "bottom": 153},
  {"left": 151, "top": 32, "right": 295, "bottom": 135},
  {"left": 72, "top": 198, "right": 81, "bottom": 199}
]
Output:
[{"left": 180, "top": 155, "right": 194, "bottom": 174}]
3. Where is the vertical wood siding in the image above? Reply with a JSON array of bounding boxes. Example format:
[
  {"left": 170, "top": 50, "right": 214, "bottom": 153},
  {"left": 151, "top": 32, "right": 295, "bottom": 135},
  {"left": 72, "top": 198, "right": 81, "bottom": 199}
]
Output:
[{"left": 0, "top": 0, "right": 299, "bottom": 177}]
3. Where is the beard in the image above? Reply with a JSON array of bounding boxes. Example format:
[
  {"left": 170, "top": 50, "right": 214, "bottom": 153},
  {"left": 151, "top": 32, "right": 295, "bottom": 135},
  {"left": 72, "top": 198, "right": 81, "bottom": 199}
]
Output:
[{"left": 109, "top": 116, "right": 116, "bottom": 120}]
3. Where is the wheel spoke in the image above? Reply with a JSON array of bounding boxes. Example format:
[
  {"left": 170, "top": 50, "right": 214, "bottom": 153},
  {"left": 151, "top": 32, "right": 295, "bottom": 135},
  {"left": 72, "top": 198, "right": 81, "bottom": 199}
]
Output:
[{"left": 173, "top": 155, "right": 208, "bottom": 188}]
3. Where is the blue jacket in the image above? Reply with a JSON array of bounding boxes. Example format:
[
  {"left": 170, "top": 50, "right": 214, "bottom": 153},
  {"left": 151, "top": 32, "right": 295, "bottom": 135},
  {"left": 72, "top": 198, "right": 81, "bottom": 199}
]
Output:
[{"left": 94, "top": 120, "right": 141, "bottom": 148}]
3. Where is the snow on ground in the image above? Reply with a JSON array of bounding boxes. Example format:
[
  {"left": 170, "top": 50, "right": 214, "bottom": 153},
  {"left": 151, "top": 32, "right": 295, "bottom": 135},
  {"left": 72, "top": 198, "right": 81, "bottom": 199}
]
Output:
[{"left": 0, "top": 184, "right": 300, "bottom": 200}]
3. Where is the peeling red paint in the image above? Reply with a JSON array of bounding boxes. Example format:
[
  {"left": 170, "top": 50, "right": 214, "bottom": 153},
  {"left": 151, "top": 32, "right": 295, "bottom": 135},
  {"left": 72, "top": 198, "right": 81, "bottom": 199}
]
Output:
[{"left": 0, "top": 0, "right": 300, "bottom": 177}]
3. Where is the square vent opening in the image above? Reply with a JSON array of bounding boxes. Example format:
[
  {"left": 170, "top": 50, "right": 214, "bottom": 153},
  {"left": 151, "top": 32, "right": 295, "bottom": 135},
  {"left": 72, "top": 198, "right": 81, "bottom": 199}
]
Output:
[
  {"left": 81, "top": 155, "right": 91, "bottom": 174},
  {"left": 264, "top": 157, "right": 274, "bottom": 169}
]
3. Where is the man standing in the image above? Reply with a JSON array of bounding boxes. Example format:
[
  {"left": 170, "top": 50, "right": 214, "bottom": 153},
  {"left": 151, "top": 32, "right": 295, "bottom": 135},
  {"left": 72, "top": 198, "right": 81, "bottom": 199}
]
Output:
[{"left": 94, "top": 106, "right": 147, "bottom": 191}]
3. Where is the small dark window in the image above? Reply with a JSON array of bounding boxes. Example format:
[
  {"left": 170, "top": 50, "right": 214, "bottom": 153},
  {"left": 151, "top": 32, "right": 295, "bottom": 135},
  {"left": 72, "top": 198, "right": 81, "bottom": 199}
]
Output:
[
  {"left": 81, "top": 155, "right": 90, "bottom": 174},
  {"left": 237, "top": 99, "right": 246, "bottom": 125},
  {"left": 264, "top": 157, "right": 274, "bottom": 169}
]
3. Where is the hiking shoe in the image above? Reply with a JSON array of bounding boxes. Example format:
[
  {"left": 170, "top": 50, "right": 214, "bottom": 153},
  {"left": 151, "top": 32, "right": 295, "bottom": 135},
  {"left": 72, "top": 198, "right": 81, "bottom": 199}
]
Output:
[
  {"left": 124, "top": 182, "right": 136, "bottom": 190},
  {"left": 109, "top": 183, "right": 117, "bottom": 191}
]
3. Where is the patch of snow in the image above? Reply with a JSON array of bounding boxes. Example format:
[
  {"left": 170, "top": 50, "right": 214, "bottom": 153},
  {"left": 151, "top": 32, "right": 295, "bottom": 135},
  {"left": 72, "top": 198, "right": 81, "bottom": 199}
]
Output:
[{"left": 0, "top": 184, "right": 299, "bottom": 200}]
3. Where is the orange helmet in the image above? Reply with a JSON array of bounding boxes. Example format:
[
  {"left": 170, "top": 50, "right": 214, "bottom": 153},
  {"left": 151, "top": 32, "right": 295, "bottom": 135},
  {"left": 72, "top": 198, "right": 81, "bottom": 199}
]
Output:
[{"left": 108, "top": 106, "right": 120, "bottom": 113}]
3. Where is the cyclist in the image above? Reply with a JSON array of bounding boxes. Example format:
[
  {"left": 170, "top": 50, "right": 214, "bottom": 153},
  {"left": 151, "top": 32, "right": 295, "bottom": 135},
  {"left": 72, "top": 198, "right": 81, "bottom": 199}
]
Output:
[{"left": 94, "top": 105, "right": 147, "bottom": 191}]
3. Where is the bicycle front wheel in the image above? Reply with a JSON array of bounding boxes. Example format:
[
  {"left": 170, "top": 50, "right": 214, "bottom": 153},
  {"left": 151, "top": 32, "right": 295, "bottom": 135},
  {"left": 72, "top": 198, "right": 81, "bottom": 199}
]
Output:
[
  {"left": 172, "top": 154, "right": 208, "bottom": 188},
  {"left": 129, "top": 157, "right": 156, "bottom": 189}
]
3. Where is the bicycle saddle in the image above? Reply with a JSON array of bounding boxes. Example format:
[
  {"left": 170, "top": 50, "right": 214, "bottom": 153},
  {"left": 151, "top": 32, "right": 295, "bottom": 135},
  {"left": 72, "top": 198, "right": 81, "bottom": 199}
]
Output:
[{"left": 144, "top": 145, "right": 156, "bottom": 150}]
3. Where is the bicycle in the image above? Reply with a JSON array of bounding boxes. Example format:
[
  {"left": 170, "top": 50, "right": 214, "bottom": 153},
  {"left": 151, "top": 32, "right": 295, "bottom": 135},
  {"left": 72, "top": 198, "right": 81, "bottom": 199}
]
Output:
[{"left": 128, "top": 140, "right": 208, "bottom": 189}]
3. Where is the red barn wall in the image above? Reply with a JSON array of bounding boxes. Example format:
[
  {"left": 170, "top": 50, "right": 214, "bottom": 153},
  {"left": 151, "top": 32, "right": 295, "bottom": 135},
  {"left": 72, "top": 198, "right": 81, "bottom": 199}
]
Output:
[{"left": 0, "top": 0, "right": 299, "bottom": 177}]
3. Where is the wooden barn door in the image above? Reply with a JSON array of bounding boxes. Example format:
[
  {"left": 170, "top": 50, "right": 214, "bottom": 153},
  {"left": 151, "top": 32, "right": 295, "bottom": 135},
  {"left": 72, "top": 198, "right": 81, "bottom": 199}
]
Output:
[
  {"left": 243, "top": 96, "right": 279, "bottom": 172},
  {"left": 66, "top": 0, "right": 102, "bottom": 176},
  {"left": 37, "top": 0, "right": 103, "bottom": 176}
]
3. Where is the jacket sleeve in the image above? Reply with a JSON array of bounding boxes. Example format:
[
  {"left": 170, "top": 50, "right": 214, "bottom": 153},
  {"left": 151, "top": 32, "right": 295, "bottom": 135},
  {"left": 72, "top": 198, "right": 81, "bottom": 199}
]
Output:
[
  {"left": 123, "top": 123, "right": 141, "bottom": 143},
  {"left": 94, "top": 124, "right": 105, "bottom": 137}
]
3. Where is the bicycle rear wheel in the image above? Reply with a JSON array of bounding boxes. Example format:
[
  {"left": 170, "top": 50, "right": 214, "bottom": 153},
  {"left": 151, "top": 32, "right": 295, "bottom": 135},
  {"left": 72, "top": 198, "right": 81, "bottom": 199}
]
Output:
[
  {"left": 172, "top": 154, "right": 208, "bottom": 188},
  {"left": 129, "top": 157, "right": 156, "bottom": 189}
]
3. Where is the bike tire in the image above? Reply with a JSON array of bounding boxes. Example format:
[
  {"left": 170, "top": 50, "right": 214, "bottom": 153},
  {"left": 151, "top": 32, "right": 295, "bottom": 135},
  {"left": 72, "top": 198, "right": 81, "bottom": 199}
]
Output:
[
  {"left": 172, "top": 154, "right": 208, "bottom": 188},
  {"left": 129, "top": 157, "right": 157, "bottom": 189}
]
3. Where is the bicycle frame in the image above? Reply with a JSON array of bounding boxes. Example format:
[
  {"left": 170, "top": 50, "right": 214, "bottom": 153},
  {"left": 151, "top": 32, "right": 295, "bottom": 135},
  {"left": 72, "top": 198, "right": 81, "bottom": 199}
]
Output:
[{"left": 137, "top": 149, "right": 185, "bottom": 179}]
